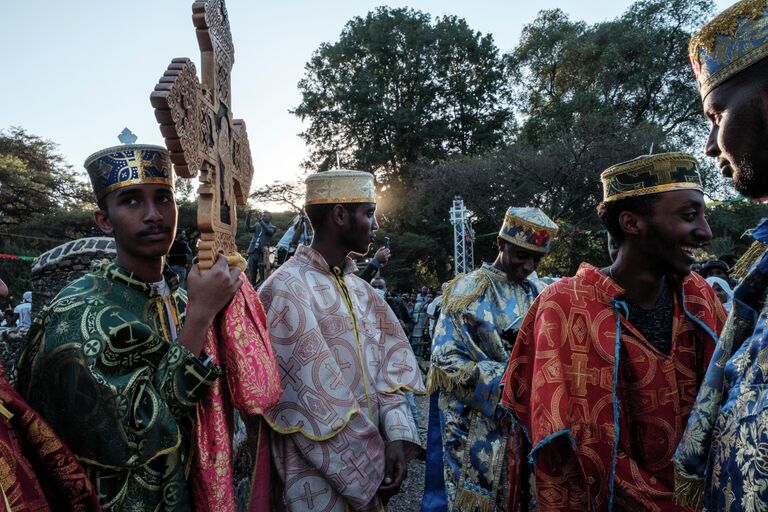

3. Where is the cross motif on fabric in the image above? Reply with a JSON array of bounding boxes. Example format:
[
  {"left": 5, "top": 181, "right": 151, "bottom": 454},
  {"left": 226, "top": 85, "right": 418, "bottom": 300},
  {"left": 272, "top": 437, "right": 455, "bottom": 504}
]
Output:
[
  {"left": 312, "top": 278, "right": 333, "bottom": 306},
  {"left": 657, "top": 385, "right": 680, "bottom": 414},
  {"left": 151, "top": 0, "right": 254, "bottom": 269},
  {"left": 564, "top": 352, "right": 598, "bottom": 397},
  {"left": 369, "top": 345, "right": 384, "bottom": 371},
  {"left": 562, "top": 280, "right": 591, "bottom": 309},
  {"left": 389, "top": 411, "right": 410, "bottom": 435},
  {"left": 287, "top": 482, "right": 327, "bottom": 508},
  {"left": 333, "top": 348, "right": 351, "bottom": 371},
  {"left": 392, "top": 350, "right": 413, "bottom": 382},
  {"left": 324, "top": 361, "right": 345, "bottom": 391},
  {"left": 271, "top": 305, "right": 292, "bottom": 331},
  {"left": 340, "top": 451, "right": 368, "bottom": 483},
  {"left": 375, "top": 306, "right": 396, "bottom": 335}
]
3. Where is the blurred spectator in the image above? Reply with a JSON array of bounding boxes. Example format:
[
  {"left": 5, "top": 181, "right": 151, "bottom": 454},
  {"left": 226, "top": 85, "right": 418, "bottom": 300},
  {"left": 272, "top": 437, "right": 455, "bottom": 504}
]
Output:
[
  {"left": 246, "top": 210, "right": 276, "bottom": 285},
  {"left": 706, "top": 276, "right": 734, "bottom": 313},
  {"left": 360, "top": 246, "right": 390, "bottom": 282},
  {"left": 14, "top": 291, "right": 32, "bottom": 329},
  {"left": 701, "top": 260, "right": 730, "bottom": 280},
  {"left": 276, "top": 212, "right": 313, "bottom": 265},
  {"left": 167, "top": 230, "right": 193, "bottom": 288},
  {"left": 371, "top": 277, "right": 412, "bottom": 330}
]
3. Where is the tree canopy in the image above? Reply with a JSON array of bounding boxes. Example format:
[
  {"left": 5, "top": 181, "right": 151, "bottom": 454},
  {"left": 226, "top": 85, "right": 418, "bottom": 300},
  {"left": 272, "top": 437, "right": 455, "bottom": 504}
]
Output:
[{"left": 293, "top": 7, "right": 511, "bottom": 182}]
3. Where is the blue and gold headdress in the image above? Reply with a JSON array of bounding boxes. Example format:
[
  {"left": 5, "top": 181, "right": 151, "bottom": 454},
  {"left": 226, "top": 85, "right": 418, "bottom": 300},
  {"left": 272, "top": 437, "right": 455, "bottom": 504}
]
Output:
[
  {"left": 84, "top": 133, "right": 174, "bottom": 200},
  {"left": 689, "top": 0, "right": 768, "bottom": 99},
  {"left": 498, "top": 207, "right": 558, "bottom": 254},
  {"left": 601, "top": 152, "right": 703, "bottom": 203}
]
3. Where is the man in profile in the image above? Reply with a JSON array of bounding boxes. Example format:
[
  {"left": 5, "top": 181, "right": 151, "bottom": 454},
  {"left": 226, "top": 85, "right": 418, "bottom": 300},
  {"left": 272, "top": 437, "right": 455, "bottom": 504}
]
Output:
[
  {"left": 259, "top": 170, "right": 424, "bottom": 511},
  {"left": 675, "top": 1, "right": 768, "bottom": 508}
]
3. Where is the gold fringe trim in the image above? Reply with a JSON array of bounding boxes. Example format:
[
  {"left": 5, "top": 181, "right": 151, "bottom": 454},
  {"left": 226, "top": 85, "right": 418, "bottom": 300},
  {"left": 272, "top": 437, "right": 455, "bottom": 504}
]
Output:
[
  {"left": 690, "top": 0, "right": 768, "bottom": 53},
  {"left": 227, "top": 252, "right": 248, "bottom": 272},
  {"left": 443, "top": 272, "right": 489, "bottom": 314},
  {"left": 731, "top": 240, "right": 768, "bottom": 280},
  {"left": 673, "top": 470, "right": 704, "bottom": 510},
  {"left": 454, "top": 487, "right": 493, "bottom": 512},
  {"left": 426, "top": 364, "right": 475, "bottom": 394}
]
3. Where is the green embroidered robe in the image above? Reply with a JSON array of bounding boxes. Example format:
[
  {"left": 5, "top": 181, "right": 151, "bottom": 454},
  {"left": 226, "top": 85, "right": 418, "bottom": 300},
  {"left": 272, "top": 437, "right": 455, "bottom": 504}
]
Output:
[{"left": 16, "top": 262, "right": 220, "bottom": 511}]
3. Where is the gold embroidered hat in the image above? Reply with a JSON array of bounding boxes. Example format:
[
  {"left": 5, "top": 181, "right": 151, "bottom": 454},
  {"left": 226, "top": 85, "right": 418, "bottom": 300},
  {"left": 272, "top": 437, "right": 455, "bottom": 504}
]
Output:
[
  {"left": 84, "top": 144, "right": 174, "bottom": 200},
  {"left": 600, "top": 152, "right": 703, "bottom": 203},
  {"left": 499, "top": 207, "right": 558, "bottom": 254},
  {"left": 305, "top": 170, "right": 376, "bottom": 206},
  {"left": 689, "top": 0, "right": 768, "bottom": 99}
]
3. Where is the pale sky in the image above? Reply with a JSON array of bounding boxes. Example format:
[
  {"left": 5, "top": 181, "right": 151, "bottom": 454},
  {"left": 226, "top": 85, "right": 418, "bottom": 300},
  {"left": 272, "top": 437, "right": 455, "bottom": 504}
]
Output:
[{"left": 0, "top": 1, "right": 732, "bottom": 199}]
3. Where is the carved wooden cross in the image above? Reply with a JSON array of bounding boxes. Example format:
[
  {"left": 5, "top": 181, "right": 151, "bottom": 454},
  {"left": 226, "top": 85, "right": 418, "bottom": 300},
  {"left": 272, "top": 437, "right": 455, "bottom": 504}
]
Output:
[{"left": 151, "top": 0, "right": 253, "bottom": 269}]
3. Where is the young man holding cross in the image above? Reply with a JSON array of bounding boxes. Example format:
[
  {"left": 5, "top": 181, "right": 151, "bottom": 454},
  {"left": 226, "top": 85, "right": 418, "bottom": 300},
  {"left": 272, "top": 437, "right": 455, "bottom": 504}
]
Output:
[
  {"left": 259, "top": 170, "right": 424, "bottom": 511},
  {"left": 16, "top": 143, "right": 241, "bottom": 511},
  {"left": 500, "top": 153, "right": 725, "bottom": 511},
  {"left": 675, "top": 1, "right": 768, "bottom": 508}
]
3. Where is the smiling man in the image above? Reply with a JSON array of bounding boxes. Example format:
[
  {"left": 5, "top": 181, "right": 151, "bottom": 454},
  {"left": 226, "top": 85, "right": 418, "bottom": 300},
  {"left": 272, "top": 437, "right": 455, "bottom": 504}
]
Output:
[
  {"left": 674, "top": 2, "right": 768, "bottom": 510},
  {"left": 16, "top": 143, "right": 242, "bottom": 511},
  {"left": 421, "top": 207, "right": 556, "bottom": 512},
  {"left": 258, "top": 170, "right": 424, "bottom": 511},
  {"left": 500, "top": 153, "right": 726, "bottom": 511}
]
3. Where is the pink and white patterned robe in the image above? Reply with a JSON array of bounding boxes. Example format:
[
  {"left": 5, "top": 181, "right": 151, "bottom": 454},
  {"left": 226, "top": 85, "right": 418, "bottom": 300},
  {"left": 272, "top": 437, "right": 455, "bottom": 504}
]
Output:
[{"left": 259, "top": 245, "right": 424, "bottom": 511}]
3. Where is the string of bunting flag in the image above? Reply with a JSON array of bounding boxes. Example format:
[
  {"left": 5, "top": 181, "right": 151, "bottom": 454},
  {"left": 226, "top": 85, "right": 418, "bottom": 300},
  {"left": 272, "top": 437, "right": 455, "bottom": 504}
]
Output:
[{"left": 0, "top": 253, "right": 37, "bottom": 262}]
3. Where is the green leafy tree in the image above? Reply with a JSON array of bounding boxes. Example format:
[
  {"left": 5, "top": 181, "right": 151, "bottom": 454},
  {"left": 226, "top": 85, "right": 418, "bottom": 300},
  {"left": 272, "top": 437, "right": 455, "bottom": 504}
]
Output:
[
  {"left": 293, "top": 7, "right": 511, "bottom": 182},
  {"left": 0, "top": 127, "right": 91, "bottom": 229}
]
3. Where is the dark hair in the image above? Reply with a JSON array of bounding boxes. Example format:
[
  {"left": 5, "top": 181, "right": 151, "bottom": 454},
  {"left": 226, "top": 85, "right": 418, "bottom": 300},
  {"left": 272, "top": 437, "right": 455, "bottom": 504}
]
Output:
[
  {"left": 305, "top": 203, "right": 361, "bottom": 231},
  {"left": 97, "top": 196, "right": 108, "bottom": 211},
  {"left": 596, "top": 193, "right": 661, "bottom": 244}
]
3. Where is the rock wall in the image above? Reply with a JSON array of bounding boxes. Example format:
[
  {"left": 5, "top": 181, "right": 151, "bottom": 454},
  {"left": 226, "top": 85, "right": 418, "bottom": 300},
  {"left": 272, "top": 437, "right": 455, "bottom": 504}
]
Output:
[{"left": 31, "top": 237, "right": 116, "bottom": 315}]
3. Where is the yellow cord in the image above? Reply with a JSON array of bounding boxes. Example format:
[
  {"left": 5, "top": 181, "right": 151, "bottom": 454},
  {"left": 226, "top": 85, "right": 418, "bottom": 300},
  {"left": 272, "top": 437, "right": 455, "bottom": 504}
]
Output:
[{"left": 331, "top": 268, "right": 374, "bottom": 420}]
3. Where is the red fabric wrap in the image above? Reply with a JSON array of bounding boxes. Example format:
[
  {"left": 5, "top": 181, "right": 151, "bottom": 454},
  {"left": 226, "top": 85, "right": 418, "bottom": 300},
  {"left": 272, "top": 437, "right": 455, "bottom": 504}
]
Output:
[
  {"left": 191, "top": 278, "right": 283, "bottom": 512},
  {"left": 501, "top": 266, "right": 725, "bottom": 511}
]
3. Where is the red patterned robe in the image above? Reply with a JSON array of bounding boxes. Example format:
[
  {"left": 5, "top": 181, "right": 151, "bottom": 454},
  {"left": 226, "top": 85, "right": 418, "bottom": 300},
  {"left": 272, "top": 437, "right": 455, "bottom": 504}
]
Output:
[
  {"left": 501, "top": 264, "right": 725, "bottom": 511},
  {"left": 0, "top": 367, "right": 101, "bottom": 511}
]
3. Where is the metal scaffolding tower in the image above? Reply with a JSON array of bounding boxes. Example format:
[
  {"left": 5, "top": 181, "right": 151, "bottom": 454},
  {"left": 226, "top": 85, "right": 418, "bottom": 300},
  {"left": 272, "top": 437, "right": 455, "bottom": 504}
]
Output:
[{"left": 449, "top": 196, "right": 475, "bottom": 276}]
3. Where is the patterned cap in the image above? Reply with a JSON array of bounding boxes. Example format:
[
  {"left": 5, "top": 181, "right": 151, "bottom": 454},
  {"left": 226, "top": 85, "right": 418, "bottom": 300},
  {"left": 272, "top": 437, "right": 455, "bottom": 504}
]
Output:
[
  {"left": 689, "top": 0, "right": 768, "bottom": 99},
  {"left": 305, "top": 170, "right": 376, "bottom": 206},
  {"left": 84, "top": 144, "right": 174, "bottom": 200},
  {"left": 498, "top": 207, "right": 558, "bottom": 254},
  {"left": 600, "top": 152, "right": 703, "bottom": 202}
]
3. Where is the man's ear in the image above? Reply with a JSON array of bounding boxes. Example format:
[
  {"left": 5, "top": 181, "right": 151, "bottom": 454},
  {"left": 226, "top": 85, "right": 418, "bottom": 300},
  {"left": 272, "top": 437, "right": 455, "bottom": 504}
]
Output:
[
  {"left": 330, "top": 204, "right": 349, "bottom": 227},
  {"left": 618, "top": 211, "right": 645, "bottom": 238},
  {"left": 497, "top": 237, "right": 505, "bottom": 254},
  {"left": 93, "top": 209, "right": 114, "bottom": 236}
]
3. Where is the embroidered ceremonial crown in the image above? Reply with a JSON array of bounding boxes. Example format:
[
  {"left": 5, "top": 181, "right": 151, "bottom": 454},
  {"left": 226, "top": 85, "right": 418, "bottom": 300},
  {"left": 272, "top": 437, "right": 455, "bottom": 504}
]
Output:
[
  {"left": 689, "top": 0, "right": 768, "bottom": 99},
  {"left": 305, "top": 170, "right": 376, "bottom": 206},
  {"left": 499, "top": 207, "right": 558, "bottom": 254},
  {"left": 85, "top": 143, "right": 174, "bottom": 201},
  {"left": 600, "top": 152, "right": 703, "bottom": 203}
]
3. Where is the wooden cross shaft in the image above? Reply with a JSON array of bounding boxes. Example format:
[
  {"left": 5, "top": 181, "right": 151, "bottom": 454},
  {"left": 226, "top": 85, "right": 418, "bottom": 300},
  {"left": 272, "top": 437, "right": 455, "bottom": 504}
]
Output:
[{"left": 150, "top": 0, "right": 254, "bottom": 269}]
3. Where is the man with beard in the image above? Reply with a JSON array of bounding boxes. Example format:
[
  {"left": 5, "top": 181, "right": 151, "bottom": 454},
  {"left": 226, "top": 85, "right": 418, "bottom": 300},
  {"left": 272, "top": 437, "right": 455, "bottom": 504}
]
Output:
[
  {"left": 500, "top": 153, "right": 726, "bottom": 511},
  {"left": 422, "top": 207, "right": 557, "bottom": 512},
  {"left": 258, "top": 170, "right": 424, "bottom": 511},
  {"left": 674, "top": 2, "right": 768, "bottom": 509},
  {"left": 15, "top": 143, "right": 242, "bottom": 511}
]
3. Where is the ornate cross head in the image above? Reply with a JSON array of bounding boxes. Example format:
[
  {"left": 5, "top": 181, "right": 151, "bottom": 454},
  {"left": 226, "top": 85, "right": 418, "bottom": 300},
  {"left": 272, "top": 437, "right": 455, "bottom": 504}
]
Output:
[{"left": 151, "top": 0, "right": 254, "bottom": 269}]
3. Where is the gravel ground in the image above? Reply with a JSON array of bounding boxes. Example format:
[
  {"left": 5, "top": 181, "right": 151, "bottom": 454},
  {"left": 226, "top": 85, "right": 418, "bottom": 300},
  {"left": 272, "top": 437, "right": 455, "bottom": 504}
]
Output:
[{"left": 388, "top": 386, "right": 430, "bottom": 512}]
